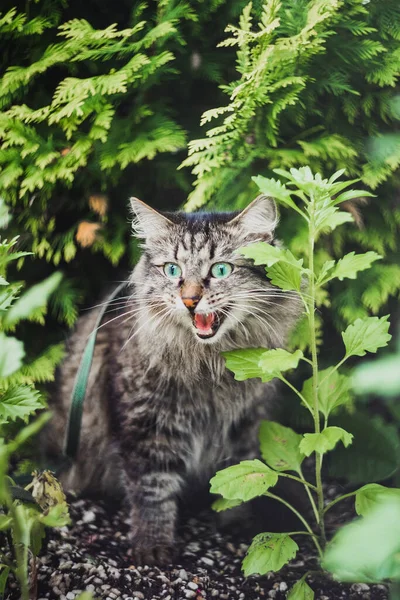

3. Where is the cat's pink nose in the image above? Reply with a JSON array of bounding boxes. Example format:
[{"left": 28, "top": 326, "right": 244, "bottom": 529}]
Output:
[{"left": 181, "top": 282, "right": 202, "bottom": 309}]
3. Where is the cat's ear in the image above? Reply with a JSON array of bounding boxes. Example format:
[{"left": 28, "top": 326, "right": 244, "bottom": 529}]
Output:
[
  {"left": 130, "top": 198, "right": 173, "bottom": 239},
  {"left": 228, "top": 195, "right": 278, "bottom": 241}
]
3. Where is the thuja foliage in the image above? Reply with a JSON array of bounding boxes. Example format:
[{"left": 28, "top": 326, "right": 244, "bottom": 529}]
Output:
[
  {"left": 182, "top": 0, "right": 400, "bottom": 328},
  {"left": 210, "top": 168, "right": 399, "bottom": 595},
  {"left": 0, "top": 200, "right": 68, "bottom": 599}
]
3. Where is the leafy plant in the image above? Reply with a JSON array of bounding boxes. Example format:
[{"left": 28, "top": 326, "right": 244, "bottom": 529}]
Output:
[
  {"left": 182, "top": 0, "right": 400, "bottom": 330},
  {"left": 210, "top": 167, "right": 398, "bottom": 595},
  {"left": 0, "top": 199, "right": 69, "bottom": 600}
]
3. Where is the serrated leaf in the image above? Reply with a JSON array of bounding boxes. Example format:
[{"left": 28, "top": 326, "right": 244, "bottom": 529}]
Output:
[
  {"left": 355, "top": 484, "right": 400, "bottom": 517},
  {"left": 323, "top": 499, "right": 400, "bottom": 582},
  {"left": 252, "top": 175, "right": 300, "bottom": 213},
  {"left": 342, "top": 316, "right": 391, "bottom": 357},
  {"left": 300, "top": 427, "right": 353, "bottom": 456},
  {"left": 0, "top": 386, "right": 43, "bottom": 424},
  {"left": 316, "top": 260, "right": 335, "bottom": 285},
  {"left": 259, "top": 348, "right": 304, "bottom": 376},
  {"left": 39, "top": 503, "right": 70, "bottom": 528},
  {"left": 238, "top": 242, "right": 284, "bottom": 266},
  {"left": 238, "top": 243, "right": 304, "bottom": 292},
  {"left": 301, "top": 369, "right": 352, "bottom": 419},
  {"left": 223, "top": 348, "right": 272, "bottom": 381},
  {"left": 266, "top": 261, "right": 303, "bottom": 292},
  {"left": 287, "top": 578, "right": 314, "bottom": 599},
  {"left": 259, "top": 421, "right": 304, "bottom": 472},
  {"left": 315, "top": 206, "right": 354, "bottom": 235},
  {"left": 325, "top": 251, "right": 381, "bottom": 283},
  {"left": 210, "top": 460, "right": 279, "bottom": 501},
  {"left": 212, "top": 497, "right": 243, "bottom": 512},
  {"left": 5, "top": 271, "right": 63, "bottom": 327},
  {"left": 0, "top": 333, "right": 25, "bottom": 378},
  {"left": 243, "top": 532, "right": 298, "bottom": 576}
]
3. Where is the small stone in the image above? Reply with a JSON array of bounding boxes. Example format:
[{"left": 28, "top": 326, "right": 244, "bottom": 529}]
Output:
[
  {"left": 66, "top": 594, "right": 75, "bottom": 600},
  {"left": 279, "top": 582, "right": 288, "bottom": 592},
  {"left": 351, "top": 584, "right": 370, "bottom": 592},
  {"left": 85, "top": 585, "right": 95, "bottom": 593},
  {"left": 211, "top": 592, "right": 219, "bottom": 598},
  {"left": 184, "top": 592, "right": 196, "bottom": 599},
  {"left": 179, "top": 569, "right": 188, "bottom": 581},
  {"left": 200, "top": 557, "right": 214, "bottom": 567},
  {"left": 268, "top": 592, "right": 276, "bottom": 599},
  {"left": 132, "top": 593, "right": 145, "bottom": 600},
  {"left": 188, "top": 582, "right": 198, "bottom": 591}
]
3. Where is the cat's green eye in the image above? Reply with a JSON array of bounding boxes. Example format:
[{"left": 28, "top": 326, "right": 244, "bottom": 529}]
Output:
[
  {"left": 163, "top": 262, "right": 182, "bottom": 278},
  {"left": 210, "top": 262, "right": 233, "bottom": 279}
]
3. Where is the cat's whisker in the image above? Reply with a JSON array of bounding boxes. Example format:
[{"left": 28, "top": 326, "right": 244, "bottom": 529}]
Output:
[{"left": 120, "top": 305, "right": 174, "bottom": 352}]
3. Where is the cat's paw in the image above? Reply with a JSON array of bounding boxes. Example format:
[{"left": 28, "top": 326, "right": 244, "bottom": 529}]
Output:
[{"left": 129, "top": 543, "right": 176, "bottom": 566}]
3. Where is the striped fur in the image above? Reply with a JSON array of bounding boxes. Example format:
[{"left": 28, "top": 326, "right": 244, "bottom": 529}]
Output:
[{"left": 46, "top": 195, "right": 301, "bottom": 565}]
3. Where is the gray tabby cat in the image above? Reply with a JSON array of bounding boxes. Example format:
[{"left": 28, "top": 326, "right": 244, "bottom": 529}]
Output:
[{"left": 46, "top": 195, "right": 301, "bottom": 565}]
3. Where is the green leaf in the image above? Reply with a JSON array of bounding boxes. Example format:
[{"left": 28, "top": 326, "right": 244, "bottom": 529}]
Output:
[
  {"left": 0, "top": 275, "right": 8, "bottom": 286},
  {"left": 0, "top": 514, "right": 12, "bottom": 530},
  {"left": 259, "top": 348, "right": 304, "bottom": 376},
  {"left": 324, "top": 251, "right": 381, "bottom": 283},
  {"left": 0, "top": 567, "right": 10, "bottom": 599},
  {"left": 39, "top": 503, "right": 70, "bottom": 528},
  {"left": 328, "top": 414, "right": 400, "bottom": 484},
  {"left": 0, "top": 333, "right": 25, "bottom": 378},
  {"left": 210, "top": 459, "right": 279, "bottom": 501},
  {"left": 323, "top": 499, "right": 400, "bottom": 582},
  {"left": 287, "top": 578, "right": 315, "bottom": 599},
  {"left": 252, "top": 175, "right": 302, "bottom": 214},
  {"left": 355, "top": 484, "right": 400, "bottom": 517},
  {"left": 238, "top": 242, "right": 285, "bottom": 266},
  {"left": 300, "top": 426, "right": 353, "bottom": 456},
  {"left": 223, "top": 348, "right": 270, "bottom": 382},
  {"left": 237, "top": 243, "right": 304, "bottom": 292},
  {"left": 212, "top": 497, "right": 243, "bottom": 512},
  {"left": 259, "top": 421, "right": 304, "bottom": 472},
  {"left": 243, "top": 532, "right": 298, "bottom": 576},
  {"left": 4, "top": 271, "right": 63, "bottom": 327},
  {"left": 301, "top": 369, "right": 352, "bottom": 419},
  {"left": 342, "top": 316, "right": 391, "bottom": 357},
  {"left": 0, "top": 386, "right": 43, "bottom": 424}
]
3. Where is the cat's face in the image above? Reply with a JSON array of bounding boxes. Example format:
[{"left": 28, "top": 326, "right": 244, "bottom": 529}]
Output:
[{"left": 130, "top": 196, "right": 289, "bottom": 346}]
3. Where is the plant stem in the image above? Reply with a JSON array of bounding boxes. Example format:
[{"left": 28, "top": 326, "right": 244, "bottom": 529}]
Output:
[
  {"left": 298, "top": 467, "right": 320, "bottom": 524},
  {"left": 307, "top": 196, "right": 326, "bottom": 549},
  {"left": 319, "top": 356, "right": 347, "bottom": 385},
  {"left": 279, "top": 375, "right": 313, "bottom": 414},
  {"left": 278, "top": 471, "right": 317, "bottom": 491},
  {"left": 323, "top": 490, "right": 358, "bottom": 514},
  {"left": 265, "top": 491, "right": 323, "bottom": 558}
]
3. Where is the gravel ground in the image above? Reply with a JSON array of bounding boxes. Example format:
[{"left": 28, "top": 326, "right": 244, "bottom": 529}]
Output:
[{"left": 5, "top": 487, "right": 389, "bottom": 600}]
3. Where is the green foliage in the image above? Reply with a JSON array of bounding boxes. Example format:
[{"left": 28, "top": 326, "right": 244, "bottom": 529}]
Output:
[
  {"left": 287, "top": 577, "right": 315, "bottom": 600},
  {"left": 210, "top": 167, "right": 397, "bottom": 594},
  {"left": 0, "top": 200, "right": 68, "bottom": 599},
  {"left": 210, "top": 459, "right": 278, "bottom": 501},
  {"left": 242, "top": 532, "right": 298, "bottom": 577},
  {"left": 323, "top": 498, "right": 400, "bottom": 583},
  {"left": 182, "top": 0, "right": 400, "bottom": 328}
]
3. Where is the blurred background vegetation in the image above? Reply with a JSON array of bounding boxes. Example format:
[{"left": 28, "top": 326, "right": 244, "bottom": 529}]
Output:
[{"left": 0, "top": 0, "right": 399, "bottom": 483}]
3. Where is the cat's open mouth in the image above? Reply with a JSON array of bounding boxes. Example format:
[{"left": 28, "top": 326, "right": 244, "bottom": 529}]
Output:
[{"left": 192, "top": 311, "right": 226, "bottom": 339}]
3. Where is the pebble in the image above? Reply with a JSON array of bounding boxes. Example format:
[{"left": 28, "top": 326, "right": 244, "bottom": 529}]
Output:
[
  {"left": 200, "top": 556, "right": 214, "bottom": 566},
  {"left": 66, "top": 593, "right": 75, "bottom": 600},
  {"left": 132, "top": 593, "right": 144, "bottom": 599},
  {"left": 184, "top": 592, "right": 196, "bottom": 599},
  {"left": 279, "top": 582, "right": 288, "bottom": 592},
  {"left": 179, "top": 569, "right": 188, "bottom": 580},
  {"left": 351, "top": 584, "right": 370, "bottom": 592},
  {"left": 187, "top": 582, "right": 198, "bottom": 591}
]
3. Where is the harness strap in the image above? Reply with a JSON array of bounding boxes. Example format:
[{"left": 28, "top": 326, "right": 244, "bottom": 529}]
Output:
[{"left": 62, "top": 282, "right": 127, "bottom": 464}]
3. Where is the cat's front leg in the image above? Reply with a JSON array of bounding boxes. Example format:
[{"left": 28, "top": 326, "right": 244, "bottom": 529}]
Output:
[{"left": 120, "top": 437, "right": 185, "bottom": 566}]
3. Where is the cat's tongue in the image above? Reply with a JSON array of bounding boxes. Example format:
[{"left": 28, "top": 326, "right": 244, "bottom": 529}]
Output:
[{"left": 194, "top": 312, "right": 215, "bottom": 335}]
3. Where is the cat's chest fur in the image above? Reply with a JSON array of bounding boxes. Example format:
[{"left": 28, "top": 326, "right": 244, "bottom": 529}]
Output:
[{"left": 108, "top": 324, "right": 269, "bottom": 481}]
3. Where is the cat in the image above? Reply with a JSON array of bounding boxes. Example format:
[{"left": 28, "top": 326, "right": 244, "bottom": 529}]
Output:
[{"left": 45, "top": 194, "right": 301, "bottom": 565}]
